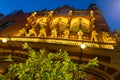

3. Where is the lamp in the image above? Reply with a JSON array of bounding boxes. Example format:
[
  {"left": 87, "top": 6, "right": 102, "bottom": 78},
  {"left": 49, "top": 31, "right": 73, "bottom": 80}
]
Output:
[
  {"left": 80, "top": 43, "right": 86, "bottom": 63},
  {"left": 81, "top": 43, "right": 86, "bottom": 49},
  {"left": 2, "top": 38, "right": 8, "bottom": 43},
  {"left": 2, "top": 37, "right": 12, "bottom": 49}
]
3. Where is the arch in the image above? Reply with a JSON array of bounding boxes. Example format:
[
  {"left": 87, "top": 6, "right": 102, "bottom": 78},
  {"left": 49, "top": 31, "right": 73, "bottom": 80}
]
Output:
[
  {"left": 70, "top": 17, "right": 90, "bottom": 32},
  {"left": 50, "top": 17, "right": 68, "bottom": 31}
]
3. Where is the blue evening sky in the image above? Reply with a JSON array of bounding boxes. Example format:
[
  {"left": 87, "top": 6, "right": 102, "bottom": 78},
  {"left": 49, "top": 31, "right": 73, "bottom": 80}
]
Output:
[{"left": 0, "top": 0, "right": 120, "bottom": 31}]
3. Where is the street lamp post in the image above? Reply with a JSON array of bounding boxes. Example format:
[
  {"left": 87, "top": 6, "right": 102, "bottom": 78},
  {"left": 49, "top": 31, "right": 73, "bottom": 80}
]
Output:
[
  {"left": 79, "top": 43, "right": 86, "bottom": 80},
  {"left": 80, "top": 43, "right": 86, "bottom": 63}
]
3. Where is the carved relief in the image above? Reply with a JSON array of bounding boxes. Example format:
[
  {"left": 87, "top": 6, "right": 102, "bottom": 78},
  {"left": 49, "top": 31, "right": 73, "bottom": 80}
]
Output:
[{"left": 21, "top": 9, "right": 116, "bottom": 45}]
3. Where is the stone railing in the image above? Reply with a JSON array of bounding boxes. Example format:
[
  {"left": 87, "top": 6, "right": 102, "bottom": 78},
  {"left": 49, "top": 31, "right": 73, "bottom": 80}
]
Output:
[{"left": 0, "top": 37, "right": 115, "bottom": 49}]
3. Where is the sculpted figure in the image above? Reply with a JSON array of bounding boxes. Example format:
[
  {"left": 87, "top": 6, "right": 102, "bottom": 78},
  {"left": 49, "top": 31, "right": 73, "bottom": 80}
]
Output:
[
  {"left": 64, "top": 29, "right": 69, "bottom": 39},
  {"left": 16, "top": 28, "right": 27, "bottom": 36},
  {"left": 38, "top": 18, "right": 44, "bottom": 24},
  {"left": 40, "top": 18, "right": 47, "bottom": 26},
  {"left": 91, "top": 17, "right": 96, "bottom": 25},
  {"left": 102, "top": 32, "right": 109, "bottom": 42},
  {"left": 37, "top": 18, "right": 47, "bottom": 28},
  {"left": 51, "top": 28, "right": 57, "bottom": 38},
  {"left": 27, "top": 17, "right": 32, "bottom": 23},
  {"left": 31, "top": 12, "right": 37, "bottom": 17},
  {"left": 48, "top": 11, "right": 53, "bottom": 18},
  {"left": 27, "top": 12, "right": 37, "bottom": 21},
  {"left": 26, "top": 27, "right": 37, "bottom": 37},
  {"left": 77, "top": 30, "right": 83, "bottom": 40},
  {"left": 90, "top": 10, "right": 94, "bottom": 17},
  {"left": 90, "top": 10, "right": 96, "bottom": 26},
  {"left": 91, "top": 30, "right": 98, "bottom": 42},
  {"left": 68, "top": 10, "right": 73, "bottom": 16},
  {"left": 38, "top": 28, "right": 46, "bottom": 37},
  {"left": 30, "top": 12, "right": 37, "bottom": 19}
]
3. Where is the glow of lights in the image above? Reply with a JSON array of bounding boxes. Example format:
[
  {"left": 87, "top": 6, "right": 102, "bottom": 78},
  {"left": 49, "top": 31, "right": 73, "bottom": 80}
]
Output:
[
  {"left": 34, "top": 12, "right": 37, "bottom": 15},
  {"left": 81, "top": 43, "right": 86, "bottom": 49},
  {"left": 2, "top": 38, "right": 7, "bottom": 43}
]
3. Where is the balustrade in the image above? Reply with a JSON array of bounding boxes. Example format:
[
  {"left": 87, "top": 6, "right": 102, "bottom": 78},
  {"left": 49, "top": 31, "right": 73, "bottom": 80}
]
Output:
[{"left": 0, "top": 37, "right": 115, "bottom": 49}]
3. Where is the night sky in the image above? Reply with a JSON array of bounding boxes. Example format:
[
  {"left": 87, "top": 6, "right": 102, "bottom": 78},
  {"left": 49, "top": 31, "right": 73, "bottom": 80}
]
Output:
[{"left": 0, "top": 0, "right": 120, "bottom": 32}]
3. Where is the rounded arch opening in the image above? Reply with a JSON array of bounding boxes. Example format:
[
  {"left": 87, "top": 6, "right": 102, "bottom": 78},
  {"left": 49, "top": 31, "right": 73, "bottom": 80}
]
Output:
[
  {"left": 50, "top": 17, "right": 68, "bottom": 31},
  {"left": 70, "top": 17, "right": 91, "bottom": 32}
]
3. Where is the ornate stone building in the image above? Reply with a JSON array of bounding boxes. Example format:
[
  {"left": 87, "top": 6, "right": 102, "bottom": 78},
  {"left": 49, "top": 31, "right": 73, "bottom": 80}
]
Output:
[{"left": 0, "top": 3, "right": 120, "bottom": 80}]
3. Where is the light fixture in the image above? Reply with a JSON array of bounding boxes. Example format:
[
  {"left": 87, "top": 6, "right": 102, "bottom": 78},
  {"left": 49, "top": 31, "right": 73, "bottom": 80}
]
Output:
[
  {"left": 81, "top": 43, "right": 86, "bottom": 49},
  {"left": 2, "top": 38, "right": 7, "bottom": 43}
]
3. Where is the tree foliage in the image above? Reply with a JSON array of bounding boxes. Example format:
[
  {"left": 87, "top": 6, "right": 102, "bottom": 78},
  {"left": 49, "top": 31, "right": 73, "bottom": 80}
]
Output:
[{"left": 0, "top": 43, "right": 98, "bottom": 80}]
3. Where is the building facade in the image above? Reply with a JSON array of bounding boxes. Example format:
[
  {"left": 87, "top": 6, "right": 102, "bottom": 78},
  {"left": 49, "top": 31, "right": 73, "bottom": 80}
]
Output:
[{"left": 0, "top": 4, "right": 120, "bottom": 80}]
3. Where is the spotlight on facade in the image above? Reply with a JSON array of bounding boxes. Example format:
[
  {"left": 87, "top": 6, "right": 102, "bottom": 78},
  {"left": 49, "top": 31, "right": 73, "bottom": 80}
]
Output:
[{"left": 2, "top": 38, "right": 7, "bottom": 43}]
